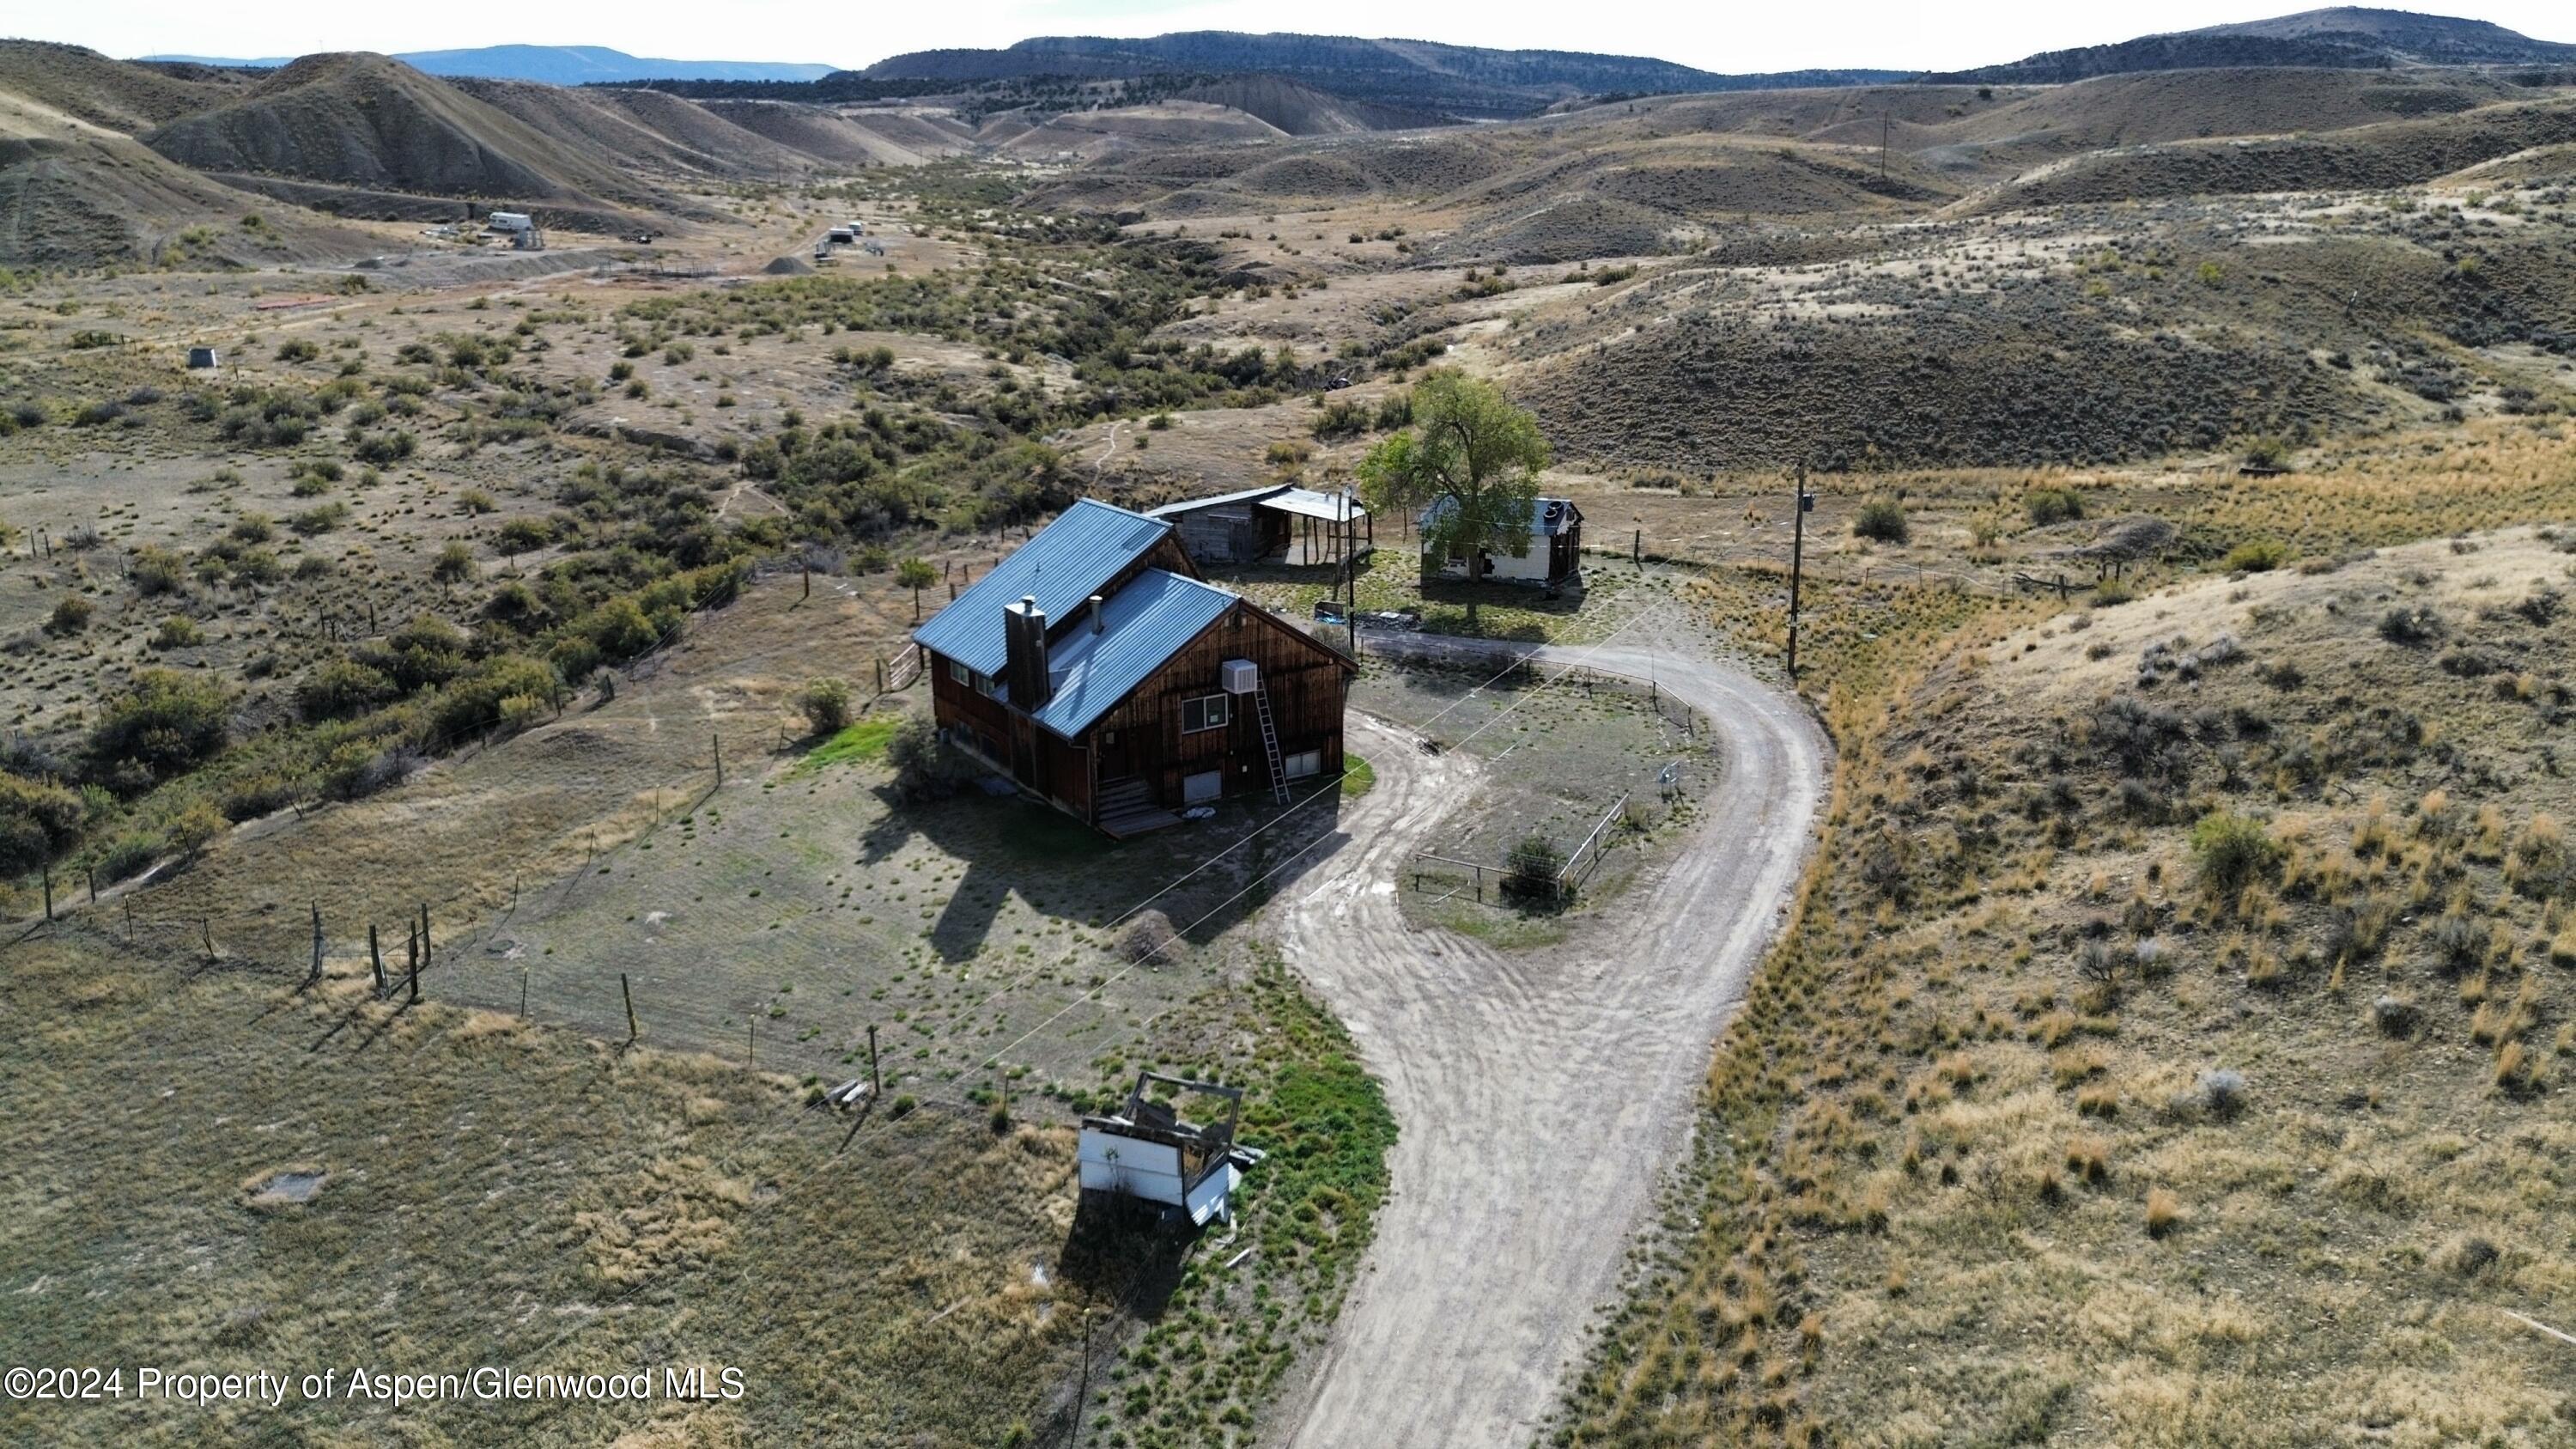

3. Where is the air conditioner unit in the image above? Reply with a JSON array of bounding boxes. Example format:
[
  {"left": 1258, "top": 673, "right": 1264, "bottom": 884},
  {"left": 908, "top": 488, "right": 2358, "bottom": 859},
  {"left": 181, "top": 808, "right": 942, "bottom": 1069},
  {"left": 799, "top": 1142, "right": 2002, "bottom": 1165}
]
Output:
[{"left": 1220, "top": 659, "right": 1258, "bottom": 695}]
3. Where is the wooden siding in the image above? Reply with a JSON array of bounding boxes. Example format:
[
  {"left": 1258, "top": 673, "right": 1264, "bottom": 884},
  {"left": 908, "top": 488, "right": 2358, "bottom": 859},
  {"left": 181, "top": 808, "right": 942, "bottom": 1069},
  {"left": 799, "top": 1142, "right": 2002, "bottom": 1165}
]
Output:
[
  {"left": 1087, "top": 601, "right": 1348, "bottom": 811},
  {"left": 928, "top": 594, "right": 1350, "bottom": 827},
  {"left": 1170, "top": 503, "right": 1289, "bottom": 564}
]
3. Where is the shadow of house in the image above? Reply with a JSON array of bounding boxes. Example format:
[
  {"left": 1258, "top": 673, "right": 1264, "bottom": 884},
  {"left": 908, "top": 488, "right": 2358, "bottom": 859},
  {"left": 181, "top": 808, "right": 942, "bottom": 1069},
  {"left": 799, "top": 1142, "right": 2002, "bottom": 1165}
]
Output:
[{"left": 856, "top": 775, "right": 1353, "bottom": 963}]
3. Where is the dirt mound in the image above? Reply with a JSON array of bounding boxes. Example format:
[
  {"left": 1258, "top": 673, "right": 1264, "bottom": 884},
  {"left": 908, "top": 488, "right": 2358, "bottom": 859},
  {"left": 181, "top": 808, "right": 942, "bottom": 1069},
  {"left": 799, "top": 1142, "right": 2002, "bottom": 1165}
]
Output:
[
  {"left": 1960, "top": 95, "right": 2576, "bottom": 214},
  {"left": 0, "top": 127, "right": 371, "bottom": 269},
  {"left": 1962, "top": 67, "right": 2524, "bottom": 152},
  {"left": 994, "top": 101, "right": 1285, "bottom": 162},
  {"left": 141, "top": 52, "right": 673, "bottom": 218},
  {"left": 1517, "top": 303, "right": 2360, "bottom": 472},
  {"left": 1175, "top": 75, "right": 1447, "bottom": 135},
  {"left": 447, "top": 78, "right": 805, "bottom": 183},
  {"left": 762, "top": 253, "right": 814, "bottom": 274},
  {"left": 1440, "top": 194, "right": 1680, "bottom": 264},
  {"left": 1230, "top": 152, "right": 1376, "bottom": 198},
  {"left": 0, "top": 40, "right": 234, "bottom": 134},
  {"left": 698, "top": 100, "right": 956, "bottom": 167}
]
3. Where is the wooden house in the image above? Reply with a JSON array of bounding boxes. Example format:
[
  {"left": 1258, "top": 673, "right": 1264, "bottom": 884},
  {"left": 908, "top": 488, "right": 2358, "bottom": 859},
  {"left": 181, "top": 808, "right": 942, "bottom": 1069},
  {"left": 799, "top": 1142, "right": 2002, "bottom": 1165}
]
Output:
[{"left": 914, "top": 500, "right": 1356, "bottom": 836}]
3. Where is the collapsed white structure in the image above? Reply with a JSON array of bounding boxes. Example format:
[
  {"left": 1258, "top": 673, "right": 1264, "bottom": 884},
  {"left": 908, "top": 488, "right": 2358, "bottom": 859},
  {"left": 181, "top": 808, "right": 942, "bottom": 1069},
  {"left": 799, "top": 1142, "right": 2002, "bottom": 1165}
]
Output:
[{"left": 1076, "top": 1071, "right": 1264, "bottom": 1227}]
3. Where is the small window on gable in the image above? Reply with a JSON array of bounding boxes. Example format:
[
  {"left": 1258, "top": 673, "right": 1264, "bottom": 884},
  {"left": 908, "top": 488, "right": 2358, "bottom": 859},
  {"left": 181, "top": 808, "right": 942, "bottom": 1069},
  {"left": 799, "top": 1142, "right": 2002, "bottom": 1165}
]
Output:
[{"left": 948, "top": 658, "right": 970, "bottom": 685}]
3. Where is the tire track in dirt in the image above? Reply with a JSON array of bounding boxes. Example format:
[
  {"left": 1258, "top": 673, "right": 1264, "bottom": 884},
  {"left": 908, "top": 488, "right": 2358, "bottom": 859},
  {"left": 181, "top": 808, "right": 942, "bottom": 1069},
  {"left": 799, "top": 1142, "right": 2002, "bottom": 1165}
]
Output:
[{"left": 1269, "top": 637, "right": 1828, "bottom": 1448}]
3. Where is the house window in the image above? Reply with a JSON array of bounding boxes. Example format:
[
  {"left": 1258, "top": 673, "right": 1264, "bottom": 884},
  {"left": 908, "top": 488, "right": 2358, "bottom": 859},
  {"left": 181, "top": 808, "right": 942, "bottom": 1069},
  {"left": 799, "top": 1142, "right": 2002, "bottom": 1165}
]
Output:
[
  {"left": 1182, "top": 694, "right": 1230, "bottom": 734},
  {"left": 1285, "top": 749, "right": 1321, "bottom": 779},
  {"left": 948, "top": 658, "right": 971, "bottom": 685}
]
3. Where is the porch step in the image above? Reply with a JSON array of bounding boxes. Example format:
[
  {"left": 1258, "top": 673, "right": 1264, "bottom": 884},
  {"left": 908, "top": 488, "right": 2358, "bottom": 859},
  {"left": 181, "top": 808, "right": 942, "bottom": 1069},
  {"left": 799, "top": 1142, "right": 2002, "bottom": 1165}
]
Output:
[
  {"left": 1099, "top": 805, "right": 1182, "bottom": 838},
  {"left": 1096, "top": 778, "right": 1178, "bottom": 837}
]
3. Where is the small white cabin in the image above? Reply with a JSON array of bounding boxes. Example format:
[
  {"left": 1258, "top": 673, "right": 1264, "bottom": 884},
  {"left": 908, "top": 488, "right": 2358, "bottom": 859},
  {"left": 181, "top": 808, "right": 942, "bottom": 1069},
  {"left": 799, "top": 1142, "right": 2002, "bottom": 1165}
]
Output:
[
  {"left": 1076, "top": 1072, "right": 1258, "bottom": 1227},
  {"left": 486, "top": 211, "right": 535, "bottom": 234},
  {"left": 1420, "top": 496, "right": 1583, "bottom": 587}
]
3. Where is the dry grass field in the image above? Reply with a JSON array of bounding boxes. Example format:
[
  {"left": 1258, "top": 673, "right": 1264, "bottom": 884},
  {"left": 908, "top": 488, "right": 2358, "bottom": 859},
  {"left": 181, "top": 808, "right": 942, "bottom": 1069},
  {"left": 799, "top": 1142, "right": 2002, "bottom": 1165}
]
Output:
[
  {"left": 1560, "top": 502, "right": 2576, "bottom": 1442},
  {"left": 11, "top": 28, "right": 2576, "bottom": 1446}
]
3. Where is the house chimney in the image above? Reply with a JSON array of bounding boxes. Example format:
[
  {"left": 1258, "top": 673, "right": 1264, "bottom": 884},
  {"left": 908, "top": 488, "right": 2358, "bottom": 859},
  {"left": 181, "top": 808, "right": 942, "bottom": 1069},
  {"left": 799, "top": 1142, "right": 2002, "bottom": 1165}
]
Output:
[
  {"left": 1004, "top": 595, "right": 1052, "bottom": 708},
  {"left": 1088, "top": 594, "right": 1105, "bottom": 635}
]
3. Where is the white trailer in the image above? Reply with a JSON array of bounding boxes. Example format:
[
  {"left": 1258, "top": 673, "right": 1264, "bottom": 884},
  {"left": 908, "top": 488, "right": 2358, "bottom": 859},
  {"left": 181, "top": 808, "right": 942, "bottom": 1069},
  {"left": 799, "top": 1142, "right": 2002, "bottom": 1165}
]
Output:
[{"left": 486, "top": 211, "right": 534, "bottom": 234}]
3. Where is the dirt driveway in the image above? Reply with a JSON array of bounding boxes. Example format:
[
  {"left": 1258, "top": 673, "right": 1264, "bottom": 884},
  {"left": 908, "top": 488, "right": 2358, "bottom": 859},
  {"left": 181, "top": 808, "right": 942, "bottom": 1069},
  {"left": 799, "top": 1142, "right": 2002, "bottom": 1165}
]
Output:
[{"left": 1267, "top": 631, "right": 1828, "bottom": 1447}]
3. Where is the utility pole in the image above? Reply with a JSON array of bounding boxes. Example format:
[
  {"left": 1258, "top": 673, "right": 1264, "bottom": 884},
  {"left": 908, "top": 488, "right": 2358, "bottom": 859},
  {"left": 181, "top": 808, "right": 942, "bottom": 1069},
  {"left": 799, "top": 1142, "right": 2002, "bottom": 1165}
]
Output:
[{"left": 1787, "top": 461, "right": 1812, "bottom": 684}]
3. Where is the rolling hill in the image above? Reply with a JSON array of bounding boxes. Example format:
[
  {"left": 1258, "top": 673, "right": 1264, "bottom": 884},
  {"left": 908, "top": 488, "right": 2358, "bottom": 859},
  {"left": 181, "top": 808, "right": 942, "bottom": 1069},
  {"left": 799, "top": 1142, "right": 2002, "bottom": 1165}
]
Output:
[
  {"left": 139, "top": 45, "right": 837, "bottom": 85},
  {"left": 862, "top": 32, "right": 1907, "bottom": 118},
  {"left": 139, "top": 52, "right": 678, "bottom": 229},
  {"left": 1935, "top": 6, "right": 2576, "bottom": 83}
]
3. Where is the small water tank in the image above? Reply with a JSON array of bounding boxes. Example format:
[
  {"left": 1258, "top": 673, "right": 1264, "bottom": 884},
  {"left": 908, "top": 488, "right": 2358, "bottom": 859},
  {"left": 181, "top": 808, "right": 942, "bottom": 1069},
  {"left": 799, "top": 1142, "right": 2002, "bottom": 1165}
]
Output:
[{"left": 1220, "top": 659, "right": 1258, "bottom": 695}]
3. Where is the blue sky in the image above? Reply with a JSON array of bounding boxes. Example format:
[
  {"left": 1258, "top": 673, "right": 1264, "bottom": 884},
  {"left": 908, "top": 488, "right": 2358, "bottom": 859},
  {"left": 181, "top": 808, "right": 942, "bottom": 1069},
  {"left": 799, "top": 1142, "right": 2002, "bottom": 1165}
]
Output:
[{"left": 27, "top": 0, "right": 2576, "bottom": 76}]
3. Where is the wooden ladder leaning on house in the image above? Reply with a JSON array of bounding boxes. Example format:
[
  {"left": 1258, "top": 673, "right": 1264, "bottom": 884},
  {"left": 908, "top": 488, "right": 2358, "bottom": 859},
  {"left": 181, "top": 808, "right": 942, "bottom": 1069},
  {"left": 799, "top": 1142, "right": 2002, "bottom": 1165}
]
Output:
[{"left": 1252, "top": 685, "right": 1289, "bottom": 805}]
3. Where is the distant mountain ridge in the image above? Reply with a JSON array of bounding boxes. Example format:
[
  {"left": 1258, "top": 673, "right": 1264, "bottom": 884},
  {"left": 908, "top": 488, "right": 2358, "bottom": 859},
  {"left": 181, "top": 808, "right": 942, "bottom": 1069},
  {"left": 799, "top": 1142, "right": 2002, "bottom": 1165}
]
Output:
[
  {"left": 860, "top": 32, "right": 1906, "bottom": 118},
  {"left": 137, "top": 44, "right": 835, "bottom": 85},
  {"left": 1930, "top": 7, "right": 2576, "bottom": 84}
]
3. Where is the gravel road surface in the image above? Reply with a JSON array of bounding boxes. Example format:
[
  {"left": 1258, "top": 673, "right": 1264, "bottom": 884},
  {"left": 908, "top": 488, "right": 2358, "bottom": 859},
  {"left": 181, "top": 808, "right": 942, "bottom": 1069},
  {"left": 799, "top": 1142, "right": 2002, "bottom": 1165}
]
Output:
[{"left": 1267, "top": 632, "right": 1828, "bottom": 1448}]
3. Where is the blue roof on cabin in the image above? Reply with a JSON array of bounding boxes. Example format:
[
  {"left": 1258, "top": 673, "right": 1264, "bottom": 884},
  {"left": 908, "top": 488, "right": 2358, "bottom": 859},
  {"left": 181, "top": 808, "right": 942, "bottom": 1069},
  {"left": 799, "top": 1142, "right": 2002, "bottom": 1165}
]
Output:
[
  {"left": 913, "top": 500, "right": 1172, "bottom": 678},
  {"left": 1028, "top": 569, "right": 1236, "bottom": 739}
]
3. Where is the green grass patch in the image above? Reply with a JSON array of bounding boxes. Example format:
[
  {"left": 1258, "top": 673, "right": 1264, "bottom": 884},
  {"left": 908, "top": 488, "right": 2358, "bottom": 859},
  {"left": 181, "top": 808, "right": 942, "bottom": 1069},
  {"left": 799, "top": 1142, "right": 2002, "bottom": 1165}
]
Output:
[
  {"left": 1341, "top": 753, "right": 1376, "bottom": 798},
  {"left": 802, "top": 714, "right": 901, "bottom": 770},
  {"left": 1079, "top": 957, "right": 1397, "bottom": 1443}
]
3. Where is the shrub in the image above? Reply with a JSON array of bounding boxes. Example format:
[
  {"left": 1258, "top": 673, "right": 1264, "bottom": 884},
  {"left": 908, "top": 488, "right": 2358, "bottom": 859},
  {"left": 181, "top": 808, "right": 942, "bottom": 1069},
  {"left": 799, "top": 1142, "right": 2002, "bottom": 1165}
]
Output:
[
  {"left": 886, "top": 715, "right": 974, "bottom": 801},
  {"left": 46, "top": 594, "right": 94, "bottom": 635},
  {"left": 275, "top": 339, "right": 319, "bottom": 362},
  {"left": 151, "top": 616, "right": 204, "bottom": 649},
  {"left": 1119, "top": 909, "right": 1180, "bottom": 965},
  {"left": 353, "top": 429, "right": 418, "bottom": 465},
  {"left": 87, "top": 670, "right": 235, "bottom": 788},
  {"left": 2024, "top": 488, "right": 2084, "bottom": 526},
  {"left": 430, "top": 541, "right": 478, "bottom": 586},
  {"left": 1504, "top": 833, "right": 1565, "bottom": 904},
  {"left": 0, "top": 771, "right": 88, "bottom": 875},
  {"left": 131, "top": 546, "right": 186, "bottom": 596},
  {"left": 428, "top": 654, "right": 560, "bottom": 740},
  {"left": 1853, "top": 497, "right": 1909, "bottom": 544},
  {"left": 495, "top": 517, "right": 553, "bottom": 555},
  {"left": 2145, "top": 1186, "right": 2185, "bottom": 1238},
  {"left": 2378, "top": 605, "right": 2442, "bottom": 646},
  {"left": 2190, "top": 811, "right": 2280, "bottom": 899},
  {"left": 2195, "top": 1068, "right": 2247, "bottom": 1117},
  {"left": 2224, "top": 540, "right": 2286, "bottom": 573},
  {"left": 297, "top": 659, "right": 401, "bottom": 721},
  {"left": 798, "top": 678, "right": 854, "bottom": 736}
]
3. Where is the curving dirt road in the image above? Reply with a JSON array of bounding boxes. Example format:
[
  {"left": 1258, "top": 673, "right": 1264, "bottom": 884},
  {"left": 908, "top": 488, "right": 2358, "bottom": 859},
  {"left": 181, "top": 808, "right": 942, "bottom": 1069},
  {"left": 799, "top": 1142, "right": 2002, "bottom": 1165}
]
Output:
[{"left": 1267, "top": 634, "right": 1829, "bottom": 1448}]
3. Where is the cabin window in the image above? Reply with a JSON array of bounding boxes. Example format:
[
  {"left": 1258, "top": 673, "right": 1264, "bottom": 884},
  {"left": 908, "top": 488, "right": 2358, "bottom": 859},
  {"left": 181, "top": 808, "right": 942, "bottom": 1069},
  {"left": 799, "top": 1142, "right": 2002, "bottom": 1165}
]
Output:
[
  {"left": 1285, "top": 750, "right": 1321, "bottom": 779},
  {"left": 1182, "top": 694, "right": 1230, "bottom": 734},
  {"left": 948, "top": 658, "right": 970, "bottom": 685}
]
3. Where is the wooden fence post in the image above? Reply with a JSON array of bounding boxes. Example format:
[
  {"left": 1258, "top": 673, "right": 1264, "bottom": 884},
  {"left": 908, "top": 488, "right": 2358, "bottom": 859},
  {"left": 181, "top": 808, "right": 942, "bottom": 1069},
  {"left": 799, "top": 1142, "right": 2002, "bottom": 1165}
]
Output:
[
  {"left": 713, "top": 733, "right": 723, "bottom": 786},
  {"left": 307, "top": 902, "right": 323, "bottom": 987},
  {"left": 369, "top": 923, "right": 386, "bottom": 996},
  {"left": 622, "top": 973, "right": 639, "bottom": 1044},
  {"left": 41, "top": 868, "right": 52, "bottom": 922},
  {"left": 868, "top": 1024, "right": 881, "bottom": 1097}
]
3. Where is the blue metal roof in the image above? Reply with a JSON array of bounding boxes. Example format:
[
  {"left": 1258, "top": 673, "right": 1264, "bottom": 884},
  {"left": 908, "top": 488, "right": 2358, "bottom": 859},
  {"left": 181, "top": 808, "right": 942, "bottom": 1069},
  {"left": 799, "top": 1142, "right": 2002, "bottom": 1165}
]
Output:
[
  {"left": 1030, "top": 569, "right": 1236, "bottom": 740},
  {"left": 914, "top": 500, "right": 1172, "bottom": 678}
]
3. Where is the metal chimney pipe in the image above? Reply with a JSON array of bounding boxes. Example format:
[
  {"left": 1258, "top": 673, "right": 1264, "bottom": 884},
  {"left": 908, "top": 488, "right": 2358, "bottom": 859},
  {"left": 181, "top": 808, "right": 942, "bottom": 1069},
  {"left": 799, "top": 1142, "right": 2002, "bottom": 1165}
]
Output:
[{"left": 1089, "top": 594, "right": 1105, "bottom": 633}]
